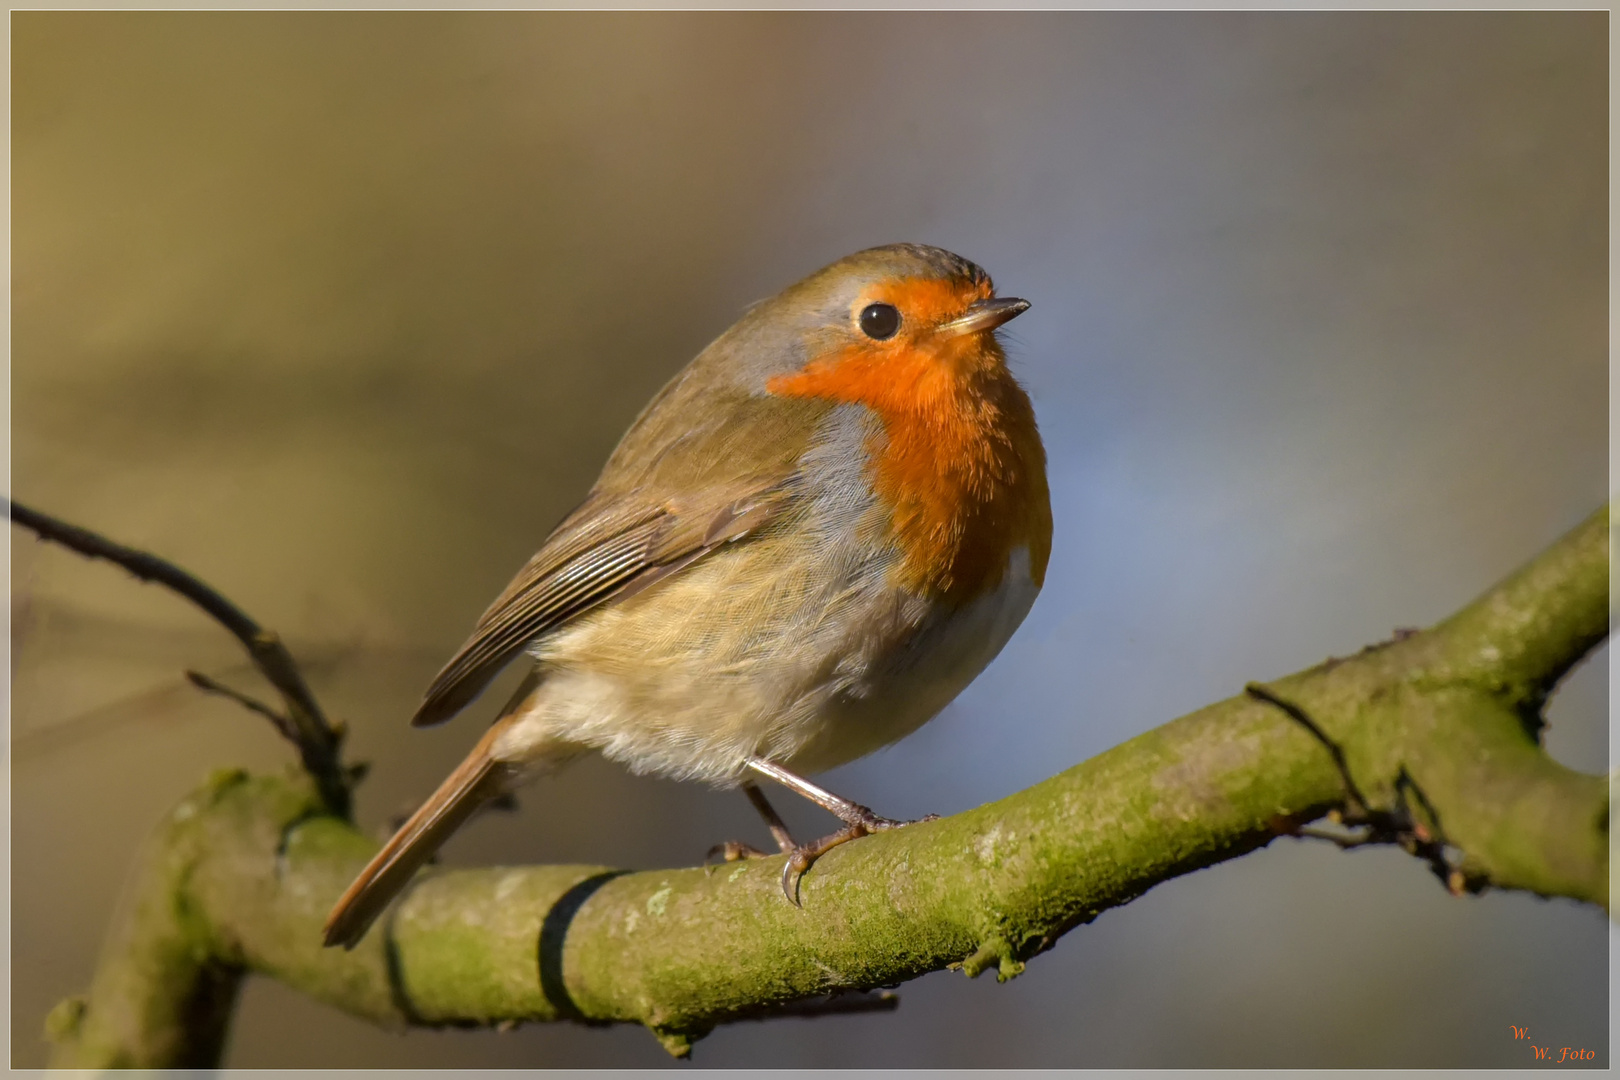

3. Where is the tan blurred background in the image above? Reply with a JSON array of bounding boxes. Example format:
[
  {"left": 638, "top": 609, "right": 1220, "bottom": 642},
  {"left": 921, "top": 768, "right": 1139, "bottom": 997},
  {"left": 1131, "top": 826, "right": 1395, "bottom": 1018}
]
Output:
[{"left": 10, "top": 11, "right": 1608, "bottom": 1068}]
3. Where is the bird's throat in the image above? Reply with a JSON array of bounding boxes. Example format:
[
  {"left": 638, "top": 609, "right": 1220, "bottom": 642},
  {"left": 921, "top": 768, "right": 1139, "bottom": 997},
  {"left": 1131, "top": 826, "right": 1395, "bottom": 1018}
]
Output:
[{"left": 767, "top": 339, "right": 1051, "bottom": 602}]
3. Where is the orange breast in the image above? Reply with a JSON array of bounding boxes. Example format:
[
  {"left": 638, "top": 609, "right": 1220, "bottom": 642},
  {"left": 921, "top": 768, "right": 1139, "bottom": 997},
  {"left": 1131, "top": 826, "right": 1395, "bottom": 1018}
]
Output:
[{"left": 768, "top": 329, "right": 1051, "bottom": 604}]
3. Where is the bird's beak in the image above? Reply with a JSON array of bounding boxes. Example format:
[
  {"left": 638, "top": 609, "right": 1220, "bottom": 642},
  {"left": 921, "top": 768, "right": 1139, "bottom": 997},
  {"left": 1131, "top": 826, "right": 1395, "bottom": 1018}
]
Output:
[{"left": 939, "top": 296, "right": 1031, "bottom": 337}]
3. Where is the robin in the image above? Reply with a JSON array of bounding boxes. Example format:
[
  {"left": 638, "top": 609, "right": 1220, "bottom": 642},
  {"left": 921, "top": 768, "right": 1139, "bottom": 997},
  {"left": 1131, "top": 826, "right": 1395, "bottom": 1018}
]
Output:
[{"left": 323, "top": 243, "right": 1051, "bottom": 948}]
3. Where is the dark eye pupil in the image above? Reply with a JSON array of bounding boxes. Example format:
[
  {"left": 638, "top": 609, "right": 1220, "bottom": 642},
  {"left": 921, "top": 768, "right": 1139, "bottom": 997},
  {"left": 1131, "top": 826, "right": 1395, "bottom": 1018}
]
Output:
[{"left": 859, "top": 303, "right": 901, "bottom": 340}]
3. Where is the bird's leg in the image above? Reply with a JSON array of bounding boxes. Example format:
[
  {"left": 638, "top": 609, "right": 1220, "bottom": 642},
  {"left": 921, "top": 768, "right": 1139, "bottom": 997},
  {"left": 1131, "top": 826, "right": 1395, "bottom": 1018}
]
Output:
[
  {"left": 744, "top": 781, "right": 799, "bottom": 853},
  {"left": 745, "top": 758, "right": 939, "bottom": 905},
  {"left": 704, "top": 781, "right": 799, "bottom": 866},
  {"left": 747, "top": 758, "right": 916, "bottom": 831}
]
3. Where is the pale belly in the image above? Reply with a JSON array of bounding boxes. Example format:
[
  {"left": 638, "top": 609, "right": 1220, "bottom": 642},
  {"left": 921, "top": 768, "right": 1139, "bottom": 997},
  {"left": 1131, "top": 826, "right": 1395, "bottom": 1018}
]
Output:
[
  {"left": 780, "top": 546, "right": 1040, "bottom": 775},
  {"left": 492, "top": 544, "right": 1041, "bottom": 786}
]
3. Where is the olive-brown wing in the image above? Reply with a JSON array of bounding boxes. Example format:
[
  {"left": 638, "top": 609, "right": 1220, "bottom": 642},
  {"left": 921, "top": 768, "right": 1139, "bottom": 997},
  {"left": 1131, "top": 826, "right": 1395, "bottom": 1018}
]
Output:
[{"left": 408, "top": 479, "right": 793, "bottom": 728}]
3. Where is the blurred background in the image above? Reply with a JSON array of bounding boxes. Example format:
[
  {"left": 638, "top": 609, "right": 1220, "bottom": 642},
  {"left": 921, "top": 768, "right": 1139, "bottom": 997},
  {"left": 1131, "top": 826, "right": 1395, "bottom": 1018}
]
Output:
[{"left": 9, "top": 11, "right": 1608, "bottom": 1068}]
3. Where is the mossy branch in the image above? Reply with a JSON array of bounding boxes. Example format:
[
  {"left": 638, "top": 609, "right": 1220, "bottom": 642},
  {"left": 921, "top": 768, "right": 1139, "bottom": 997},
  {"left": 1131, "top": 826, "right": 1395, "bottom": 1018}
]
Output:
[{"left": 42, "top": 505, "right": 1610, "bottom": 1066}]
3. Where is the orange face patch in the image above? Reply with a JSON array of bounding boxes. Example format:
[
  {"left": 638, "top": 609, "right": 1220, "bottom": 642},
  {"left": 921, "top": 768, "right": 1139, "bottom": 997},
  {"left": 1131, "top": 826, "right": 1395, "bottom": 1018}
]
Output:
[{"left": 767, "top": 276, "right": 1051, "bottom": 603}]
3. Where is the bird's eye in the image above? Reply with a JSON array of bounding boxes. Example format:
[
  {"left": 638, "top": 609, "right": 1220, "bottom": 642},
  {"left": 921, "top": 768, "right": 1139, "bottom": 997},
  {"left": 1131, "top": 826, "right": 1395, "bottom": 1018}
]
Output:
[{"left": 858, "top": 302, "right": 901, "bottom": 340}]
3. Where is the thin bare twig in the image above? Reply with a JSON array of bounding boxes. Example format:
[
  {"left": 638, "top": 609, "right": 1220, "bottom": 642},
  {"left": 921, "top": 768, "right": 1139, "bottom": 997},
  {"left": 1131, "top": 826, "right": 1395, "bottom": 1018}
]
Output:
[
  {"left": 730, "top": 990, "right": 901, "bottom": 1022},
  {"left": 7, "top": 497, "right": 350, "bottom": 818},
  {"left": 185, "top": 671, "right": 299, "bottom": 744},
  {"left": 1245, "top": 681, "right": 1371, "bottom": 817},
  {"left": 1245, "top": 683, "right": 1473, "bottom": 894}
]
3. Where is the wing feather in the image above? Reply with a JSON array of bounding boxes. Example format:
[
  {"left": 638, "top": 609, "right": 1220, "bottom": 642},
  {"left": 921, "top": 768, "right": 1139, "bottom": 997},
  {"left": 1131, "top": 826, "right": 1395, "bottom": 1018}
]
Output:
[{"left": 408, "top": 482, "right": 793, "bottom": 728}]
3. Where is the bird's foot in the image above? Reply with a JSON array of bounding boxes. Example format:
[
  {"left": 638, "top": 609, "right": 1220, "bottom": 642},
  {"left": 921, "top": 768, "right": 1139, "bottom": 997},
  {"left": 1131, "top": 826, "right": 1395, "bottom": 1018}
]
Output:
[
  {"left": 779, "top": 810, "right": 940, "bottom": 905},
  {"left": 703, "top": 840, "right": 775, "bottom": 873}
]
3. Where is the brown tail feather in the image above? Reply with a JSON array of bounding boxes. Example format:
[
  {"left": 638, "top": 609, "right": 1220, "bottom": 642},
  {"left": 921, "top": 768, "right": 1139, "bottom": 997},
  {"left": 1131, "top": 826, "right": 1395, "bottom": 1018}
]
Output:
[{"left": 323, "top": 729, "right": 507, "bottom": 949}]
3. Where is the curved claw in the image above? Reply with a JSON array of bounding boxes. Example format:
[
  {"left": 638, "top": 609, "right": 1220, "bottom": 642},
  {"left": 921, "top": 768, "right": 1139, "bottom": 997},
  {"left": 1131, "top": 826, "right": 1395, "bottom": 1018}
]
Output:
[
  {"left": 775, "top": 822, "right": 876, "bottom": 907},
  {"left": 780, "top": 854, "right": 805, "bottom": 907}
]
